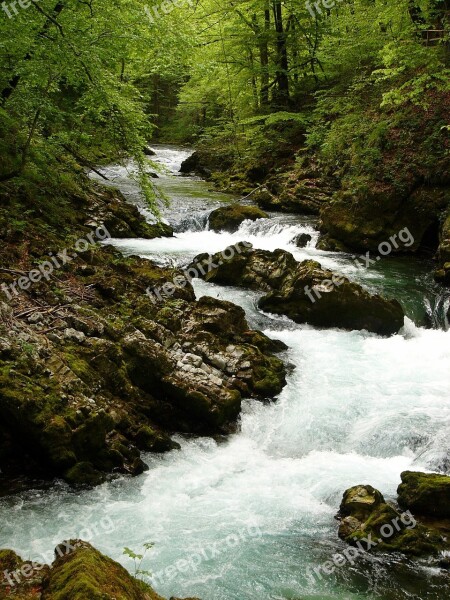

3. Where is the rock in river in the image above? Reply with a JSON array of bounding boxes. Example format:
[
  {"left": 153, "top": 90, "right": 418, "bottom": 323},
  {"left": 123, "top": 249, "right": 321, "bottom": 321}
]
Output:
[{"left": 192, "top": 246, "right": 404, "bottom": 335}]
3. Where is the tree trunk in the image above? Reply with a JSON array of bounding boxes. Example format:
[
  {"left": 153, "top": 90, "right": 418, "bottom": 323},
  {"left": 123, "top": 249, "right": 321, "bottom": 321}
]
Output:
[{"left": 272, "top": 0, "right": 289, "bottom": 108}]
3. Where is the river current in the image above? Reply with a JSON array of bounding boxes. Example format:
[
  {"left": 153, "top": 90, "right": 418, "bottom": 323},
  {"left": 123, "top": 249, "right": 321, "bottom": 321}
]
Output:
[{"left": 1, "top": 146, "right": 449, "bottom": 600}]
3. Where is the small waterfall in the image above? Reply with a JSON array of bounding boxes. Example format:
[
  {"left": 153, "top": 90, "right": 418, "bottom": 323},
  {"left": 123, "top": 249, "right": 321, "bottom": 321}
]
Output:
[
  {"left": 173, "top": 210, "right": 211, "bottom": 233},
  {"left": 423, "top": 290, "right": 450, "bottom": 330}
]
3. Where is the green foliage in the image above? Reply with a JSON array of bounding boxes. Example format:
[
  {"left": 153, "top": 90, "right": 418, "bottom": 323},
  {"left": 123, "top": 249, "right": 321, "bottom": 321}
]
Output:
[{"left": 123, "top": 542, "right": 155, "bottom": 580}]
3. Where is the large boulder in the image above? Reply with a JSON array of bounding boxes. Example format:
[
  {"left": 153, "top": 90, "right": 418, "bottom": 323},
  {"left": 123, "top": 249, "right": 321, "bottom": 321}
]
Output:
[
  {"left": 318, "top": 185, "right": 449, "bottom": 255},
  {"left": 193, "top": 247, "right": 404, "bottom": 335},
  {"left": 338, "top": 485, "right": 448, "bottom": 556},
  {"left": 397, "top": 471, "right": 450, "bottom": 518},
  {"left": 208, "top": 204, "right": 268, "bottom": 233},
  {"left": 123, "top": 296, "right": 286, "bottom": 433}
]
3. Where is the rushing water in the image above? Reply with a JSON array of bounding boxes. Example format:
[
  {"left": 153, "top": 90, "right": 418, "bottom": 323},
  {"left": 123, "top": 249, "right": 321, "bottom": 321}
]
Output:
[{"left": 1, "top": 146, "right": 450, "bottom": 600}]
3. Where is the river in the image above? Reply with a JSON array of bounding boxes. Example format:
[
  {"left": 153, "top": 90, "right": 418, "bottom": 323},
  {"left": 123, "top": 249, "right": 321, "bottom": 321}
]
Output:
[{"left": 1, "top": 146, "right": 449, "bottom": 600}]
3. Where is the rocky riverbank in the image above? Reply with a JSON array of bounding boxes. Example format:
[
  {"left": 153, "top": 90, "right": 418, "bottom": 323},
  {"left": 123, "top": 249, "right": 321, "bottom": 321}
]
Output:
[
  {"left": 0, "top": 182, "right": 286, "bottom": 491},
  {"left": 0, "top": 539, "right": 198, "bottom": 600}
]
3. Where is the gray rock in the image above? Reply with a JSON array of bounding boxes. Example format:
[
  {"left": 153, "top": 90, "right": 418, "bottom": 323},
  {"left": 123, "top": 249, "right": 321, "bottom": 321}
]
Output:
[{"left": 64, "top": 328, "right": 86, "bottom": 343}]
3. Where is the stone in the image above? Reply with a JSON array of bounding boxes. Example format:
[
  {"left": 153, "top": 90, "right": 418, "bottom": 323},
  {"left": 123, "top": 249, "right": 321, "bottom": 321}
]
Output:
[
  {"left": 292, "top": 233, "right": 312, "bottom": 248},
  {"left": 397, "top": 471, "right": 450, "bottom": 518},
  {"left": 208, "top": 204, "right": 269, "bottom": 233},
  {"left": 193, "top": 247, "right": 404, "bottom": 335},
  {"left": 338, "top": 484, "right": 449, "bottom": 557},
  {"left": 64, "top": 328, "right": 86, "bottom": 343}
]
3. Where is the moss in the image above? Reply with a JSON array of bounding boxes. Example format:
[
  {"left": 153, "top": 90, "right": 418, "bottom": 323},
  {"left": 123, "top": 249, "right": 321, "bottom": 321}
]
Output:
[
  {"left": 41, "top": 417, "right": 77, "bottom": 471},
  {"left": 43, "top": 541, "right": 164, "bottom": 600},
  {"left": 252, "top": 359, "right": 286, "bottom": 396},
  {"left": 63, "top": 462, "right": 105, "bottom": 487},
  {"left": 398, "top": 471, "right": 450, "bottom": 518},
  {"left": 72, "top": 412, "right": 114, "bottom": 459},
  {"left": 134, "top": 426, "right": 179, "bottom": 453}
]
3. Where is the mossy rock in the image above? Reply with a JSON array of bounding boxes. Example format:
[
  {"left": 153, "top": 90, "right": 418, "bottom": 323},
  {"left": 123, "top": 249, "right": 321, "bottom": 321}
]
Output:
[
  {"left": 63, "top": 462, "right": 105, "bottom": 487},
  {"left": 208, "top": 204, "right": 268, "bottom": 233},
  {"left": 339, "top": 484, "right": 385, "bottom": 521},
  {"left": 41, "top": 416, "right": 77, "bottom": 471},
  {"left": 72, "top": 411, "right": 115, "bottom": 459},
  {"left": 338, "top": 484, "right": 449, "bottom": 557},
  {"left": 42, "top": 540, "right": 164, "bottom": 600},
  {"left": 398, "top": 471, "right": 450, "bottom": 518},
  {"left": 135, "top": 426, "right": 180, "bottom": 453}
]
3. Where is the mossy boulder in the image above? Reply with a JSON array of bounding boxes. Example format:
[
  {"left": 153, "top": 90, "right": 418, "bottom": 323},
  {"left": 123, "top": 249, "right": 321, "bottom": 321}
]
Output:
[
  {"left": 63, "top": 462, "right": 105, "bottom": 487},
  {"left": 397, "top": 471, "right": 450, "bottom": 518},
  {"left": 0, "top": 541, "right": 201, "bottom": 600},
  {"left": 338, "top": 484, "right": 448, "bottom": 557},
  {"left": 134, "top": 426, "right": 180, "bottom": 453},
  {"left": 43, "top": 540, "right": 163, "bottom": 600},
  {"left": 208, "top": 204, "right": 268, "bottom": 233},
  {"left": 319, "top": 185, "right": 449, "bottom": 255},
  {"left": 193, "top": 247, "right": 404, "bottom": 335},
  {"left": 259, "top": 259, "right": 404, "bottom": 336}
]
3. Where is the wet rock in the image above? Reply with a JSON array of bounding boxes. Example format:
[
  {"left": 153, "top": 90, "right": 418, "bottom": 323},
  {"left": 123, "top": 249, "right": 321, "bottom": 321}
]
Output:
[
  {"left": 135, "top": 426, "right": 180, "bottom": 453},
  {"left": 397, "top": 471, "right": 450, "bottom": 518},
  {"left": 194, "top": 247, "right": 404, "bottom": 335},
  {"left": 292, "top": 233, "right": 312, "bottom": 248},
  {"left": 319, "top": 185, "right": 449, "bottom": 255},
  {"left": 338, "top": 484, "right": 449, "bottom": 556},
  {"left": 339, "top": 484, "right": 385, "bottom": 521},
  {"left": 208, "top": 204, "right": 268, "bottom": 233}
]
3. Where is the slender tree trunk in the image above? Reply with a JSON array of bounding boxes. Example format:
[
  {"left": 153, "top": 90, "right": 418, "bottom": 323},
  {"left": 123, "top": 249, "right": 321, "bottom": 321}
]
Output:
[{"left": 272, "top": 0, "right": 289, "bottom": 108}]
